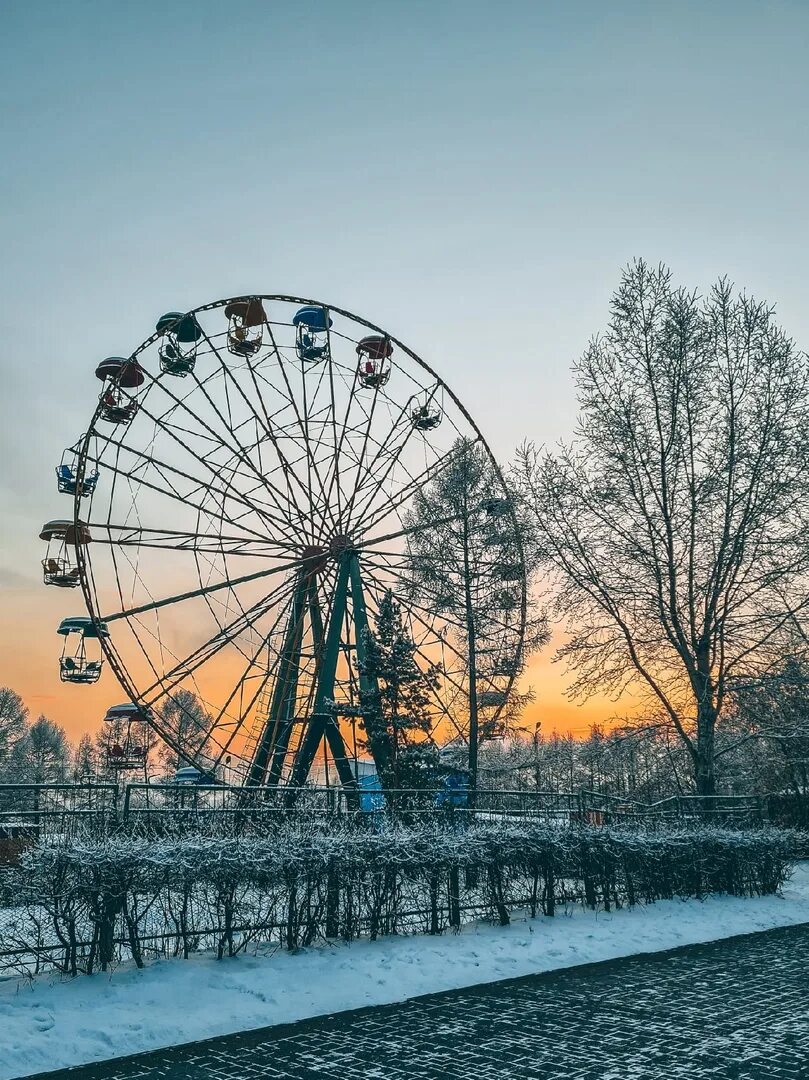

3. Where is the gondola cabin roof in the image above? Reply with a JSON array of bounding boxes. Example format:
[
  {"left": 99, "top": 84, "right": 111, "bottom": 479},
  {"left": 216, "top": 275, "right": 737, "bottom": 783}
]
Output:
[
  {"left": 57, "top": 616, "right": 109, "bottom": 637},
  {"left": 94, "top": 357, "right": 146, "bottom": 388},
  {"left": 155, "top": 312, "right": 203, "bottom": 342},
  {"left": 155, "top": 312, "right": 184, "bottom": 334},
  {"left": 104, "top": 702, "right": 148, "bottom": 723},
  {"left": 292, "top": 306, "right": 332, "bottom": 332},
  {"left": 356, "top": 335, "right": 393, "bottom": 360},
  {"left": 39, "top": 520, "right": 92, "bottom": 544},
  {"left": 224, "top": 298, "right": 266, "bottom": 327}
]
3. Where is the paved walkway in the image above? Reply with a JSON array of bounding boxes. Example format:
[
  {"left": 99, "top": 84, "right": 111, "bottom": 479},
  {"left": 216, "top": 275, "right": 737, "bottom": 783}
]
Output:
[{"left": 31, "top": 924, "right": 809, "bottom": 1080}]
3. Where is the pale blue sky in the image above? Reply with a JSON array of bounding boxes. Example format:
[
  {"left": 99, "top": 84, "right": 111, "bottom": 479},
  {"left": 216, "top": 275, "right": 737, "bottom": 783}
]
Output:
[{"left": 2, "top": 0, "right": 808, "bottom": 729}]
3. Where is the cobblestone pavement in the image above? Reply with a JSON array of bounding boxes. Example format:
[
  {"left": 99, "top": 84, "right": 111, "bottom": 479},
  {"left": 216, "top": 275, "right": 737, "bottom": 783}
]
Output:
[{"left": 33, "top": 924, "right": 809, "bottom": 1080}]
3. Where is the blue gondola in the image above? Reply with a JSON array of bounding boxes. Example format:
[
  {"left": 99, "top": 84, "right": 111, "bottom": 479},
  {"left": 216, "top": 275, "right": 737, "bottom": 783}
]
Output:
[
  {"left": 56, "top": 439, "right": 99, "bottom": 497},
  {"left": 293, "top": 306, "right": 332, "bottom": 362}
]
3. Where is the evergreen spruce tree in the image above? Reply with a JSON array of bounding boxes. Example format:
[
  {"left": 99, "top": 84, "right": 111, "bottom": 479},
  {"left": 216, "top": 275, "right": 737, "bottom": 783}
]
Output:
[
  {"left": 73, "top": 733, "right": 98, "bottom": 781},
  {"left": 359, "top": 590, "right": 441, "bottom": 792}
]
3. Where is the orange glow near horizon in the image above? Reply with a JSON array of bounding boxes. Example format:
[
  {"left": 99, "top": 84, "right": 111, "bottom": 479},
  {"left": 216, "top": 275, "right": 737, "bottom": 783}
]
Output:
[{"left": 0, "top": 592, "right": 629, "bottom": 749}]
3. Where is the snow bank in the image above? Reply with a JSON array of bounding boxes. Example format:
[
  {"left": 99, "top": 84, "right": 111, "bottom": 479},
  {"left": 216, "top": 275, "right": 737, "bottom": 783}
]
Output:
[{"left": 1, "top": 862, "right": 808, "bottom": 1079}]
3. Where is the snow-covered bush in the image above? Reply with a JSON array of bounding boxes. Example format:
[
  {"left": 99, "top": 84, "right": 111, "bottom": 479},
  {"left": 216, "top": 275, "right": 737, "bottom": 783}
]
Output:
[{"left": 2, "top": 822, "right": 800, "bottom": 976}]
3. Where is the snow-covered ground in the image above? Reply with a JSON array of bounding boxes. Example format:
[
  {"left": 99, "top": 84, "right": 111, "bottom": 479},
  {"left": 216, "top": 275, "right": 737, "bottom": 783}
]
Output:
[{"left": 2, "top": 863, "right": 808, "bottom": 1079}]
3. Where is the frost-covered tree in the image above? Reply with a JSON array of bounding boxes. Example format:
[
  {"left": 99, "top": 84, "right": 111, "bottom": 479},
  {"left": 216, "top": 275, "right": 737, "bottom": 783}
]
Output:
[
  {"left": 157, "top": 690, "right": 212, "bottom": 773},
  {"left": 359, "top": 590, "right": 441, "bottom": 791},
  {"left": 404, "top": 437, "right": 546, "bottom": 798},
  {"left": 0, "top": 687, "right": 29, "bottom": 780},
  {"left": 728, "top": 656, "right": 809, "bottom": 804},
  {"left": 516, "top": 261, "right": 809, "bottom": 797},
  {"left": 19, "top": 715, "right": 70, "bottom": 785},
  {"left": 73, "top": 733, "right": 99, "bottom": 781}
]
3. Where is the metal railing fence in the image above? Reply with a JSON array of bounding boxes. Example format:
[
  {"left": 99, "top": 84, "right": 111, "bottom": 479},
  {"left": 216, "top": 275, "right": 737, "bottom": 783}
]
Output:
[{"left": 0, "top": 781, "right": 783, "bottom": 848}]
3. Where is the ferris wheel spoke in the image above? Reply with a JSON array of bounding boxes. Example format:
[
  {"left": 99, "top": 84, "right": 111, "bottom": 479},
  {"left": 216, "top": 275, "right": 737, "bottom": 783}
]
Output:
[
  {"left": 360, "top": 565, "right": 470, "bottom": 671},
  {"left": 215, "top": 559, "right": 339, "bottom": 764},
  {"left": 301, "top": 355, "right": 341, "bottom": 540},
  {"left": 100, "top": 551, "right": 321, "bottom": 624},
  {"left": 90, "top": 524, "right": 297, "bottom": 558},
  {"left": 181, "top": 579, "right": 302, "bottom": 744},
  {"left": 87, "top": 443, "right": 273, "bottom": 545},
  {"left": 199, "top": 329, "right": 321, "bottom": 540},
  {"left": 273, "top": 350, "right": 339, "bottom": 544},
  {"left": 346, "top": 428, "right": 422, "bottom": 532},
  {"left": 358, "top": 574, "right": 467, "bottom": 742},
  {"left": 327, "top": 369, "right": 387, "bottom": 527},
  {"left": 185, "top": 368, "right": 312, "bottom": 537},
  {"left": 322, "top": 335, "right": 354, "bottom": 525},
  {"left": 341, "top": 400, "right": 412, "bottom": 527},
  {"left": 359, "top": 553, "right": 470, "bottom": 634},
  {"left": 242, "top": 353, "right": 316, "bottom": 537},
  {"left": 101, "top": 536, "right": 188, "bottom": 706},
  {"left": 100, "top": 408, "right": 282, "bottom": 535},
  {"left": 347, "top": 380, "right": 443, "bottom": 528},
  {"left": 352, "top": 442, "right": 469, "bottom": 539},
  {"left": 208, "top": 572, "right": 324, "bottom": 762},
  {"left": 135, "top": 368, "right": 300, "bottom": 539},
  {"left": 357, "top": 510, "right": 469, "bottom": 554},
  {"left": 136, "top": 572, "right": 299, "bottom": 707}
]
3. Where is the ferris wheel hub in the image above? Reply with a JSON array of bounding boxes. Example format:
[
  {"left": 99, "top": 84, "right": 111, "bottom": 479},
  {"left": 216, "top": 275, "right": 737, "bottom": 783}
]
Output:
[
  {"left": 327, "top": 532, "right": 355, "bottom": 558},
  {"left": 299, "top": 544, "right": 328, "bottom": 574}
]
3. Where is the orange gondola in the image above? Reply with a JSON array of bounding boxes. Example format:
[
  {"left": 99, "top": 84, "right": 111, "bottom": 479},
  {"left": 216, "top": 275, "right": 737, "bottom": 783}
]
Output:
[{"left": 225, "top": 298, "right": 266, "bottom": 357}]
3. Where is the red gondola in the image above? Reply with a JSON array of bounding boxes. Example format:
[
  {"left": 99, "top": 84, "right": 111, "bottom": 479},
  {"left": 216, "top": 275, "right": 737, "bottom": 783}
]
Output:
[
  {"left": 356, "top": 335, "right": 393, "bottom": 389},
  {"left": 95, "top": 357, "right": 146, "bottom": 424},
  {"left": 102, "top": 703, "right": 150, "bottom": 770}
]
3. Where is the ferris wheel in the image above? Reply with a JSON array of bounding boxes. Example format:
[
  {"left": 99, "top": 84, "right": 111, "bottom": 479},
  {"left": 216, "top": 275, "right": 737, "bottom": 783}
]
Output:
[{"left": 45, "top": 296, "right": 526, "bottom": 788}]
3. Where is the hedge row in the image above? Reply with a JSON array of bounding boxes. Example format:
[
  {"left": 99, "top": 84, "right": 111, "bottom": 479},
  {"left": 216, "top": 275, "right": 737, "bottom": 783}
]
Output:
[{"left": 1, "top": 822, "right": 799, "bottom": 977}]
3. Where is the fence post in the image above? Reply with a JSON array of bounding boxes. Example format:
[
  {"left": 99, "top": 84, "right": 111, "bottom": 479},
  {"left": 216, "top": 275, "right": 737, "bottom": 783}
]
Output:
[{"left": 325, "top": 861, "right": 339, "bottom": 937}]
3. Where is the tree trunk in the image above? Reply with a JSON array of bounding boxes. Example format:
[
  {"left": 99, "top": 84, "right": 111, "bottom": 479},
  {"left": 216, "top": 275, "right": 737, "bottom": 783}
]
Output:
[
  {"left": 463, "top": 524, "right": 478, "bottom": 808},
  {"left": 695, "top": 699, "right": 717, "bottom": 801}
]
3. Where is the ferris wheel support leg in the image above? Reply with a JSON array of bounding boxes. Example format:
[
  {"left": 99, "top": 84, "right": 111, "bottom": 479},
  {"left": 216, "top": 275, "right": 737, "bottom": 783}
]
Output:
[
  {"left": 286, "top": 554, "right": 358, "bottom": 803},
  {"left": 247, "top": 570, "right": 311, "bottom": 787},
  {"left": 266, "top": 574, "right": 324, "bottom": 787}
]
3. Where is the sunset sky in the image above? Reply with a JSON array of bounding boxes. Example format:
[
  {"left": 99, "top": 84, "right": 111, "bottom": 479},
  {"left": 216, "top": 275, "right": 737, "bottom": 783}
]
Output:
[{"left": 2, "top": 0, "right": 809, "bottom": 746}]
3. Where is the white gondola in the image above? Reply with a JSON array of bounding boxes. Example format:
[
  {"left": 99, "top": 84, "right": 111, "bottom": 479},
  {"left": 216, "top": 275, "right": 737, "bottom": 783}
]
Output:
[
  {"left": 57, "top": 617, "right": 109, "bottom": 684},
  {"left": 40, "top": 520, "right": 91, "bottom": 588}
]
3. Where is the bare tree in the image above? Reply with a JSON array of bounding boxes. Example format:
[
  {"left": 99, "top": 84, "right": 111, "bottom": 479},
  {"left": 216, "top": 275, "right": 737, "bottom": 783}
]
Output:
[
  {"left": 728, "top": 656, "right": 809, "bottom": 806},
  {"left": 515, "top": 260, "right": 809, "bottom": 797}
]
